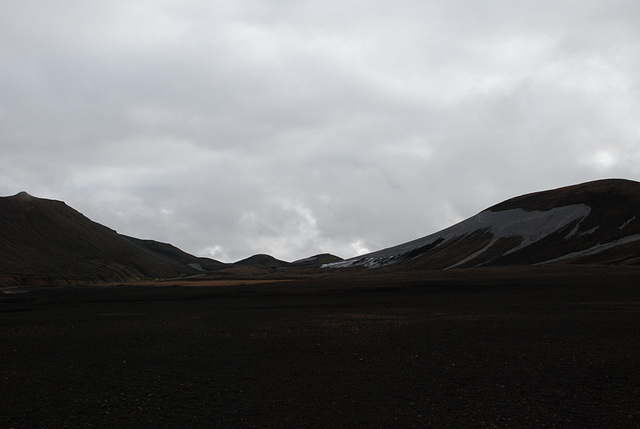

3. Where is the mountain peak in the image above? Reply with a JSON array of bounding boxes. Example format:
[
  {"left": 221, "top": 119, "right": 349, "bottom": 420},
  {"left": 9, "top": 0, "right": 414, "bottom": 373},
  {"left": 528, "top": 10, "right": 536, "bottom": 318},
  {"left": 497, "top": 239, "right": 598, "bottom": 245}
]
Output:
[
  {"left": 234, "top": 254, "right": 290, "bottom": 268},
  {"left": 486, "top": 178, "right": 640, "bottom": 213},
  {"left": 7, "top": 191, "right": 35, "bottom": 201}
]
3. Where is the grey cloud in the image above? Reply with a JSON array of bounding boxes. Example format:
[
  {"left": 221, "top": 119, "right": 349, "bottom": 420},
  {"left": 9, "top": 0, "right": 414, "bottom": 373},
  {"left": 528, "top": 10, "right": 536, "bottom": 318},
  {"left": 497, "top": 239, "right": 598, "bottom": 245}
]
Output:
[{"left": 2, "top": 0, "right": 640, "bottom": 262}]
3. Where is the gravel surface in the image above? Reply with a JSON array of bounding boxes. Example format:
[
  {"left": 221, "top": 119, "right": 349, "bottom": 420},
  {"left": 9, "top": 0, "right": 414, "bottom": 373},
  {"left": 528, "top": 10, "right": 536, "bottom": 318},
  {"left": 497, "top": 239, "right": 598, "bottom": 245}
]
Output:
[{"left": 2, "top": 268, "right": 639, "bottom": 428}]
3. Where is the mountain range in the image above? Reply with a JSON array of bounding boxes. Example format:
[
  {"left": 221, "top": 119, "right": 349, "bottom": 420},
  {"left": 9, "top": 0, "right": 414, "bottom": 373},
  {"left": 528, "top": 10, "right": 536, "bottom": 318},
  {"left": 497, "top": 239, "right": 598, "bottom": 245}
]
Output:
[{"left": 1, "top": 179, "right": 639, "bottom": 285}]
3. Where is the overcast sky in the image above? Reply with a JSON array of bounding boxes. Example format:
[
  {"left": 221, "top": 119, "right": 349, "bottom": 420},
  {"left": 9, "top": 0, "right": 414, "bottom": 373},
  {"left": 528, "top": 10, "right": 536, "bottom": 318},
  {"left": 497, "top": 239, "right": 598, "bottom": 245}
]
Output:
[{"left": 2, "top": 1, "right": 639, "bottom": 262}]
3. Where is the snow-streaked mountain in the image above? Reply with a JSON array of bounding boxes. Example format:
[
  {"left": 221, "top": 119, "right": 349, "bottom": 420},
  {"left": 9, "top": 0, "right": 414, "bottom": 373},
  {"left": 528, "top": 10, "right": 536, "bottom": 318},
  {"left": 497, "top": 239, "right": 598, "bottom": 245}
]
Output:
[{"left": 324, "top": 179, "right": 640, "bottom": 269}]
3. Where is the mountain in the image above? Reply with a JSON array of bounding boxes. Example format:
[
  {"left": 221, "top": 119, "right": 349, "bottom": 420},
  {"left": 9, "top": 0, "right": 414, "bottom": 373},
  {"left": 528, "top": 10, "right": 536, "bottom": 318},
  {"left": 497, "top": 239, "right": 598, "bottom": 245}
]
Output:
[
  {"left": 0, "top": 192, "right": 225, "bottom": 285},
  {"left": 233, "top": 254, "right": 291, "bottom": 268},
  {"left": 122, "top": 236, "right": 227, "bottom": 271},
  {"left": 291, "top": 253, "right": 344, "bottom": 267},
  {"left": 325, "top": 179, "right": 640, "bottom": 269},
  {"left": 3, "top": 179, "right": 639, "bottom": 285}
]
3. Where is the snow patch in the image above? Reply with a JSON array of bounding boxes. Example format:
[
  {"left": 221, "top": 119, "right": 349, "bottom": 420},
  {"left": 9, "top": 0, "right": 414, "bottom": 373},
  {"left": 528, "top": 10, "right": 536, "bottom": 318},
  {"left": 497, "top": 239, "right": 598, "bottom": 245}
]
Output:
[
  {"left": 620, "top": 216, "right": 636, "bottom": 229},
  {"left": 537, "top": 234, "right": 640, "bottom": 264},
  {"left": 1, "top": 287, "right": 31, "bottom": 294},
  {"left": 445, "top": 204, "right": 592, "bottom": 268},
  {"left": 188, "top": 263, "right": 204, "bottom": 271},
  {"left": 565, "top": 224, "right": 599, "bottom": 238}
]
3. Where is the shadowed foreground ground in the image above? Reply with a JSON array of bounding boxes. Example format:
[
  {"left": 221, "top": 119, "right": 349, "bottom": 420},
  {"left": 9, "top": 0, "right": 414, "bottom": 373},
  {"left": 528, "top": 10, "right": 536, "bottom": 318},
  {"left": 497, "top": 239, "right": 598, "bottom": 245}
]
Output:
[{"left": 1, "top": 266, "right": 639, "bottom": 427}]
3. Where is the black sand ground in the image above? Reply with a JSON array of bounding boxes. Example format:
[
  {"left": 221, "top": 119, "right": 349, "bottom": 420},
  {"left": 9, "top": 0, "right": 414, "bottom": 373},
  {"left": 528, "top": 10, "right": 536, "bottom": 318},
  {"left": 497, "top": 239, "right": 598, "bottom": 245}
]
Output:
[{"left": 2, "top": 266, "right": 639, "bottom": 428}]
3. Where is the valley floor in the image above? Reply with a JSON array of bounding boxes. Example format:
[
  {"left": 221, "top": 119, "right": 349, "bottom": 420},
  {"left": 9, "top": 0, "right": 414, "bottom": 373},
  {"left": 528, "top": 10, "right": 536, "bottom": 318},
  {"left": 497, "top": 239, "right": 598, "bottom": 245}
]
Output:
[{"left": 1, "top": 266, "right": 639, "bottom": 427}]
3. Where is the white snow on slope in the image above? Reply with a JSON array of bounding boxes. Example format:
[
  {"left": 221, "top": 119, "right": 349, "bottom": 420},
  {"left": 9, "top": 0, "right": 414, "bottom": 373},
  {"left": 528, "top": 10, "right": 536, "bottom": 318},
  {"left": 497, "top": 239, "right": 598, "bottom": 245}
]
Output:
[
  {"left": 323, "top": 204, "right": 592, "bottom": 269},
  {"left": 188, "top": 263, "right": 204, "bottom": 271},
  {"left": 536, "top": 234, "right": 640, "bottom": 264},
  {"left": 620, "top": 216, "right": 636, "bottom": 229},
  {"left": 292, "top": 255, "right": 318, "bottom": 264}
]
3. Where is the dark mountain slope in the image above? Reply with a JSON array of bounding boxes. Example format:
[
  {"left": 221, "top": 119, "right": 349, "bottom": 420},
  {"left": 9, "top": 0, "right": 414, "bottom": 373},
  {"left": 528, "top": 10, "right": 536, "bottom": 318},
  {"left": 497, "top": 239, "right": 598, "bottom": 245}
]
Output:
[
  {"left": 325, "top": 179, "right": 640, "bottom": 269},
  {"left": 291, "top": 253, "right": 344, "bottom": 267},
  {"left": 487, "top": 178, "right": 640, "bottom": 212},
  {"left": 122, "top": 236, "right": 228, "bottom": 271},
  {"left": 0, "top": 192, "right": 222, "bottom": 285}
]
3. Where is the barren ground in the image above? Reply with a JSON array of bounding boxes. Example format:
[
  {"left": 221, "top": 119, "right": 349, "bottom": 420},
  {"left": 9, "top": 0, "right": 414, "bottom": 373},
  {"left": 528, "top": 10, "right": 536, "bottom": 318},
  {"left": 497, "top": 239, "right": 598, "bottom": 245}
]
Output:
[{"left": 1, "top": 266, "right": 639, "bottom": 428}]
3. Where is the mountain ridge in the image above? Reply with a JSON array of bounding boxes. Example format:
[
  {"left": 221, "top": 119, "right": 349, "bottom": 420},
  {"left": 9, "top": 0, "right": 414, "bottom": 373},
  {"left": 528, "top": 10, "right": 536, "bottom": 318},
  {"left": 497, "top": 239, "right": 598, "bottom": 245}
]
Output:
[
  {"left": 325, "top": 179, "right": 640, "bottom": 269},
  {"left": 2, "top": 179, "right": 639, "bottom": 285},
  {"left": 0, "top": 192, "right": 224, "bottom": 285}
]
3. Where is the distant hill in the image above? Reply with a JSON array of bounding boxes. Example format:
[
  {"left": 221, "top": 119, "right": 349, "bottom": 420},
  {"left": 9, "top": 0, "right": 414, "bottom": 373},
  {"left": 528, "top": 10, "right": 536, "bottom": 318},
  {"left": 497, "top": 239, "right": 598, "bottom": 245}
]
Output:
[
  {"left": 291, "top": 253, "right": 344, "bottom": 267},
  {"left": 0, "top": 192, "right": 225, "bottom": 285},
  {"left": 233, "top": 254, "right": 290, "bottom": 268},
  {"left": 325, "top": 179, "right": 640, "bottom": 269},
  {"left": 122, "top": 236, "right": 227, "bottom": 271}
]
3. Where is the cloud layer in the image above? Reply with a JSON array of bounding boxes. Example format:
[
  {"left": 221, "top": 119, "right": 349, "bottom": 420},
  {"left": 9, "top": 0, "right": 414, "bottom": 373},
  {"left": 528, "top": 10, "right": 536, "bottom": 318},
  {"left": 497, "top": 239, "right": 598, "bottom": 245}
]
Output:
[{"left": 2, "top": 0, "right": 640, "bottom": 261}]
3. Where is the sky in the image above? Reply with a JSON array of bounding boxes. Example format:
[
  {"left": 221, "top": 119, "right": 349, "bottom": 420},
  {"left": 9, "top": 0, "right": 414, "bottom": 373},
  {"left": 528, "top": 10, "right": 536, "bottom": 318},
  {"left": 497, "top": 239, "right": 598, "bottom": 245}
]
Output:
[{"left": 2, "top": 0, "right": 640, "bottom": 262}]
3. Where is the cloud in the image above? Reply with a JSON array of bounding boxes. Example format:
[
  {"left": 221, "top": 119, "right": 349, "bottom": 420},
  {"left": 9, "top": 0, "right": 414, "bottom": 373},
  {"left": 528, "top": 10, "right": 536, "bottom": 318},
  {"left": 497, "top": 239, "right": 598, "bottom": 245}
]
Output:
[{"left": 2, "top": 0, "right": 640, "bottom": 262}]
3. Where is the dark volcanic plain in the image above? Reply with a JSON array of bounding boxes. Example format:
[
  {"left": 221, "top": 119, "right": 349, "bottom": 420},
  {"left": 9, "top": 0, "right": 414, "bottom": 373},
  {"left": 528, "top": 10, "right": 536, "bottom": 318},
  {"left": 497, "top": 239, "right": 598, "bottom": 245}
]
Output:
[{"left": 2, "top": 265, "right": 639, "bottom": 428}]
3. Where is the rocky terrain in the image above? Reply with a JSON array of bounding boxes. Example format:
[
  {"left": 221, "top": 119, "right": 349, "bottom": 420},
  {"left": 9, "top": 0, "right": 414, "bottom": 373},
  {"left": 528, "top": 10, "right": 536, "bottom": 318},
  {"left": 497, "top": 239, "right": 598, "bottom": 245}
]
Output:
[{"left": 2, "top": 266, "right": 640, "bottom": 427}]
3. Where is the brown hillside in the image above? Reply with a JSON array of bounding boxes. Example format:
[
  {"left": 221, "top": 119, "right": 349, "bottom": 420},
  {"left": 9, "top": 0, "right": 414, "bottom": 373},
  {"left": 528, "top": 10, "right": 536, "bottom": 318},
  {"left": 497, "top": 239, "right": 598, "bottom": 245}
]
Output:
[{"left": 0, "top": 192, "right": 201, "bottom": 285}]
